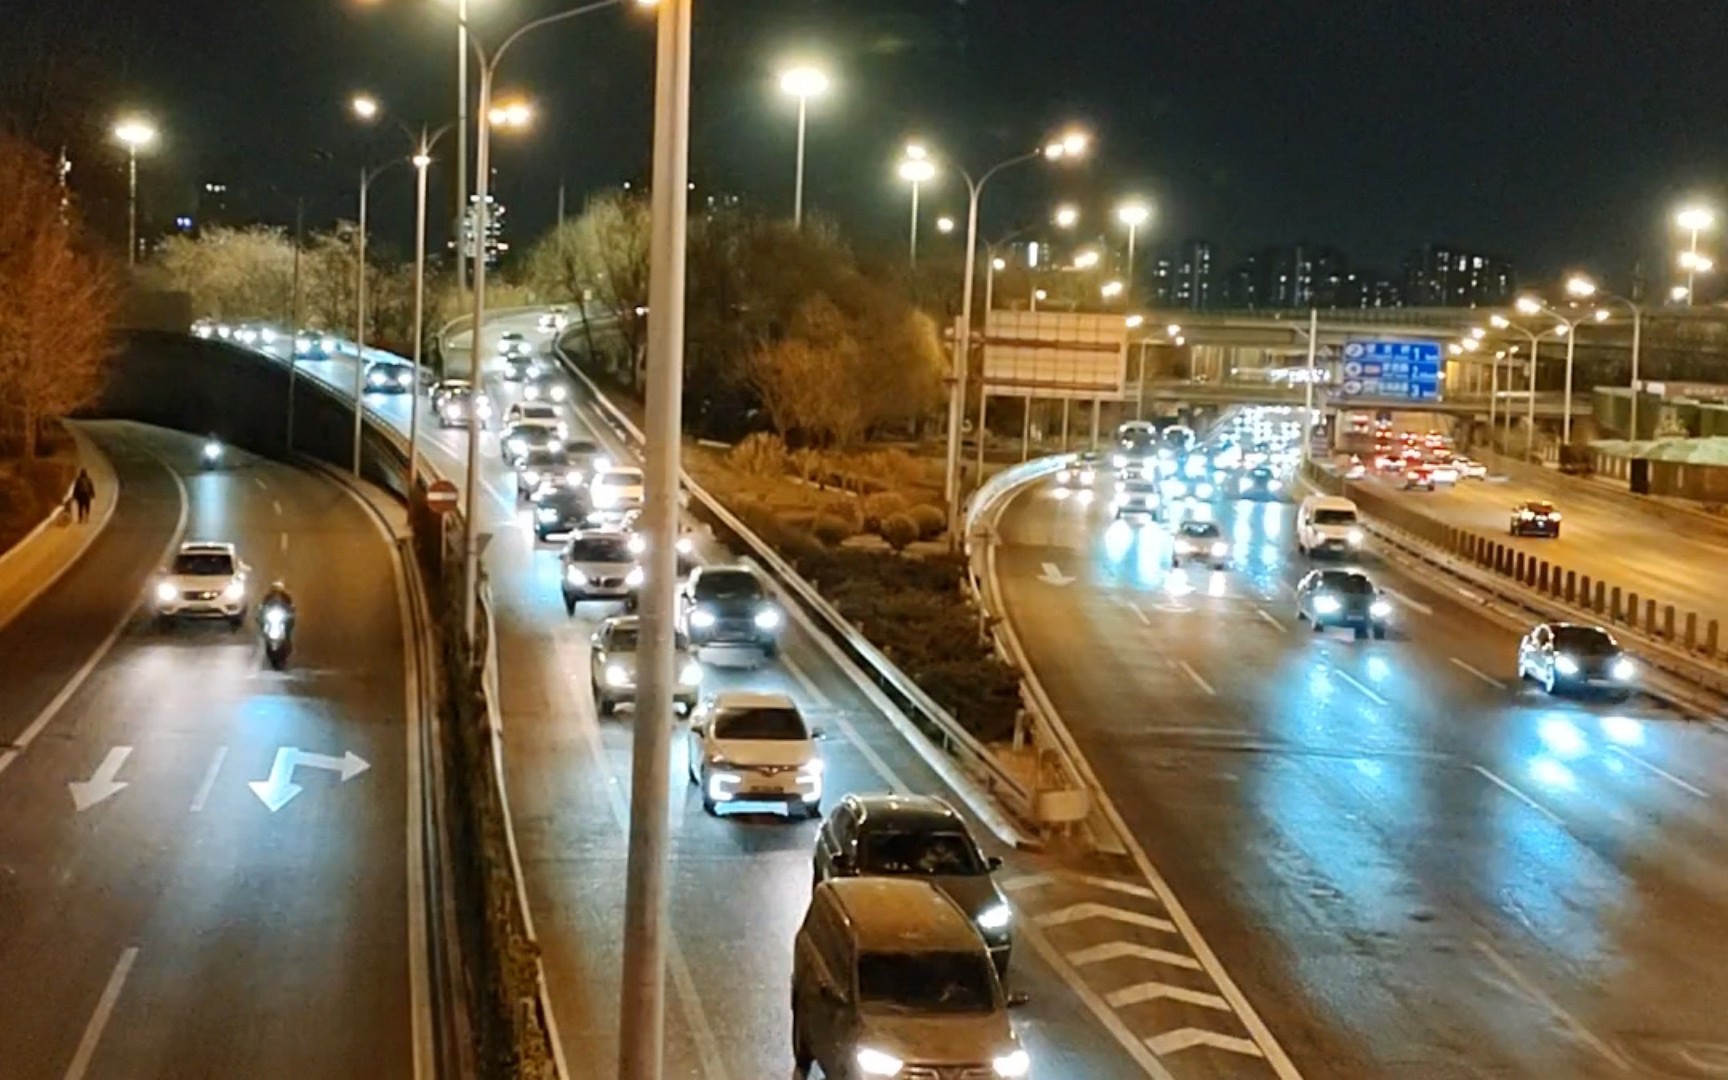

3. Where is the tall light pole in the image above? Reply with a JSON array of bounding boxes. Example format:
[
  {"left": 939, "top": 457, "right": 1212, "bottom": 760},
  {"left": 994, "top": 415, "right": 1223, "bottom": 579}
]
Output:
[
  {"left": 779, "top": 64, "right": 829, "bottom": 229},
  {"left": 897, "top": 143, "right": 935, "bottom": 266},
  {"left": 943, "top": 130, "right": 1090, "bottom": 540},
  {"left": 112, "top": 117, "right": 157, "bottom": 267},
  {"left": 347, "top": 94, "right": 398, "bottom": 478},
  {"left": 408, "top": 123, "right": 458, "bottom": 494},
  {"left": 1117, "top": 199, "right": 1151, "bottom": 302},
  {"left": 455, "top": 0, "right": 470, "bottom": 297},
  {"left": 1492, "top": 310, "right": 1570, "bottom": 462},
  {"left": 1517, "top": 293, "right": 1609, "bottom": 446},
  {"left": 1567, "top": 273, "right": 1643, "bottom": 439},
  {"left": 1676, "top": 204, "right": 1715, "bottom": 307},
  {"left": 618, "top": 0, "right": 688, "bottom": 1076},
  {"left": 452, "top": 0, "right": 628, "bottom": 637}
]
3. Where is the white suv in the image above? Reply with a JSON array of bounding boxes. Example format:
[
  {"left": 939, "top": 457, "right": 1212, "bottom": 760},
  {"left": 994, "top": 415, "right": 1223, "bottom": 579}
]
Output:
[
  {"left": 153, "top": 541, "right": 250, "bottom": 626},
  {"left": 686, "top": 691, "right": 822, "bottom": 818}
]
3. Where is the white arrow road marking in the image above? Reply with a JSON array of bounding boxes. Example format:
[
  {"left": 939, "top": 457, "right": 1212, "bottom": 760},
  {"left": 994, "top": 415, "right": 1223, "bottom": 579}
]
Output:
[
  {"left": 1067, "top": 941, "right": 1202, "bottom": 971},
  {"left": 1039, "top": 561, "right": 1076, "bottom": 586},
  {"left": 69, "top": 747, "right": 132, "bottom": 812},
  {"left": 248, "top": 747, "right": 371, "bottom": 811},
  {"left": 1107, "top": 982, "right": 1232, "bottom": 1011},
  {"left": 1146, "top": 1028, "right": 1266, "bottom": 1058},
  {"left": 1035, "top": 902, "right": 1178, "bottom": 935}
]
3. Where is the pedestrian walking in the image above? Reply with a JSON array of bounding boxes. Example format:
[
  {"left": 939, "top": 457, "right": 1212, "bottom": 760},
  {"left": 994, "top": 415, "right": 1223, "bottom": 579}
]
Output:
[{"left": 71, "top": 468, "right": 95, "bottom": 523}]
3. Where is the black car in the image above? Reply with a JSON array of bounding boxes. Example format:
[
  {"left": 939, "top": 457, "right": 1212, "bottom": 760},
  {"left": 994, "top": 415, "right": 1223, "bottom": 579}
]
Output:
[
  {"left": 513, "top": 448, "right": 574, "bottom": 500},
  {"left": 1518, "top": 623, "right": 1636, "bottom": 697},
  {"left": 1171, "top": 520, "right": 1230, "bottom": 568},
  {"left": 1510, "top": 500, "right": 1562, "bottom": 538},
  {"left": 500, "top": 422, "right": 562, "bottom": 466},
  {"left": 1295, "top": 569, "right": 1392, "bottom": 639},
  {"left": 363, "top": 360, "right": 415, "bottom": 394},
  {"left": 813, "top": 793, "right": 1012, "bottom": 975},
  {"left": 530, "top": 484, "right": 590, "bottom": 542},
  {"left": 432, "top": 381, "right": 493, "bottom": 429},
  {"left": 1237, "top": 464, "right": 1283, "bottom": 500},
  {"left": 678, "top": 565, "right": 783, "bottom": 658},
  {"left": 522, "top": 373, "right": 570, "bottom": 405},
  {"left": 501, "top": 353, "right": 534, "bottom": 382}
]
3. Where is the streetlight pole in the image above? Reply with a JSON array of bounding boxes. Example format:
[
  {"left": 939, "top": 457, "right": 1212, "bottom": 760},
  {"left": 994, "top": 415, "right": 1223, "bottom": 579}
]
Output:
[
  {"left": 780, "top": 66, "right": 829, "bottom": 229},
  {"left": 112, "top": 118, "right": 157, "bottom": 268},
  {"left": 1676, "top": 205, "right": 1714, "bottom": 308},
  {"left": 287, "top": 198, "right": 304, "bottom": 450},
  {"left": 349, "top": 159, "right": 404, "bottom": 477},
  {"left": 455, "top": 0, "right": 622, "bottom": 637},
  {"left": 456, "top": 0, "right": 470, "bottom": 297},
  {"left": 898, "top": 145, "right": 934, "bottom": 267},
  {"left": 1117, "top": 200, "right": 1150, "bottom": 304},
  {"left": 618, "top": 0, "right": 690, "bottom": 1076},
  {"left": 1571, "top": 276, "right": 1646, "bottom": 440}
]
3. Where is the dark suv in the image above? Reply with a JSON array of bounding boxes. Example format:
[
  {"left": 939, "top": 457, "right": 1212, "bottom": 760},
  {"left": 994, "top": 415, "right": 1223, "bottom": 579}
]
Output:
[{"left": 678, "top": 565, "right": 783, "bottom": 658}]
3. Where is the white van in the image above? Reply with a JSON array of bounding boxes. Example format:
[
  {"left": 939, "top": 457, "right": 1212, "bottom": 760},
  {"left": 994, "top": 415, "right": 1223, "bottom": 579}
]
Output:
[{"left": 1297, "top": 494, "right": 1365, "bottom": 557}]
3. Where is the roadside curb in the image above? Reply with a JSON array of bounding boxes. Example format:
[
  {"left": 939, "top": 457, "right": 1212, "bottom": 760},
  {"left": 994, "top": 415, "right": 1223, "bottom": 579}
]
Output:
[{"left": 0, "top": 421, "right": 121, "bottom": 634}]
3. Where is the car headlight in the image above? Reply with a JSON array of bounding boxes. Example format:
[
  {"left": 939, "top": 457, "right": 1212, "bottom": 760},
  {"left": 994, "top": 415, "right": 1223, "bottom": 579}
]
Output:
[
  {"left": 993, "top": 1049, "right": 1031, "bottom": 1078},
  {"left": 1079, "top": 468, "right": 1095, "bottom": 484},
  {"left": 855, "top": 1047, "right": 904, "bottom": 1077},
  {"left": 320, "top": 335, "right": 339, "bottom": 352},
  {"left": 559, "top": 470, "right": 581, "bottom": 487},
  {"left": 476, "top": 398, "right": 493, "bottom": 416},
  {"left": 1520, "top": 510, "right": 1534, "bottom": 519},
  {"left": 678, "top": 660, "right": 703, "bottom": 686},
  {"left": 689, "top": 608, "right": 716, "bottom": 629},
  {"left": 155, "top": 581, "right": 177, "bottom": 603},
  {"left": 1550, "top": 511, "right": 1562, "bottom": 521},
  {"left": 1347, "top": 528, "right": 1365, "bottom": 546},
  {"left": 977, "top": 902, "right": 1012, "bottom": 931},
  {"left": 536, "top": 507, "right": 559, "bottom": 522},
  {"left": 625, "top": 566, "right": 646, "bottom": 588},
  {"left": 522, "top": 470, "right": 541, "bottom": 488},
  {"left": 549, "top": 385, "right": 568, "bottom": 402},
  {"left": 564, "top": 566, "right": 588, "bottom": 586},
  {"left": 1611, "top": 657, "right": 1636, "bottom": 681},
  {"left": 1239, "top": 477, "right": 1251, "bottom": 492},
  {"left": 676, "top": 537, "right": 694, "bottom": 556},
  {"left": 708, "top": 771, "right": 742, "bottom": 800},
  {"left": 605, "top": 663, "right": 633, "bottom": 688},
  {"left": 1210, "top": 541, "right": 1228, "bottom": 558},
  {"left": 507, "top": 438, "right": 525, "bottom": 455},
  {"left": 754, "top": 607, "right": 782, "bottom": 631},
  {"left": 1114, "top": 480, "right": 1126, "bottom": 494},
  {"left": 593, "top": 488, "right": 620, "bottom": 509},
  {"left": 293, "top": 334, "right": 310, "bottom": 351},
  {"left": 1554, "top": 654, "right": 1580, "bottom": 677},
  {"left": 1111, "top": 495, "right": 1127, "bottom": 509},
  {"left": 1370, "top": 599, "right": 1392, "bottom": 618},
  {"left": 1057, "top": 469, "right": 1073, "bottom": 484},
  {"left": 1313, "top": 595, "right": 1341, "bottom": 614},
  {"left": 1196, "top": 482, "right": 1214, "bottom": 499},
  {"left": 628, "top": 534, "right": 647, "bottom": 555},
  {"left": 222, "top": 580, "right": 245, "bottom": 601}
]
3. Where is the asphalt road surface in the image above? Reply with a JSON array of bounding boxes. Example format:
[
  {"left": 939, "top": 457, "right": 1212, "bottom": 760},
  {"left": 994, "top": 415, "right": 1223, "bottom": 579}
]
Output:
[
  {"left": 993, "top": 465, "right": 1728, "bottom": 1079},
  {"left": 285, "top": 318, "right": 1324, "bottom": 1079},
  {"left": 0, "top": 422, "right": 418, "bottom": 1080}
]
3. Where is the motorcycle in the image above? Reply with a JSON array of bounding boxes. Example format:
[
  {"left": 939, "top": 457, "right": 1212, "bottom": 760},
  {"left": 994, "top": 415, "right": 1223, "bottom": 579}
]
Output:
[
  {"left": 262, "top": 604, "right": 293, "bottom": 670},
  {"left": 202, "top": 439, "right": 224, "bottom": 469}
]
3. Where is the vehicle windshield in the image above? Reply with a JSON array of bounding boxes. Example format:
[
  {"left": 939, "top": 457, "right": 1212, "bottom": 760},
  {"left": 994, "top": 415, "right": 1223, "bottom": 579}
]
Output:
[
  {"left": 711, "top": 706, "right": 807, "bottom": 741},
  {"left": 695, "top": 571, "right": 762, "bottom": 601},
  {"left": 1179, "top": 522, "right": 1222, "bottom": 538},
  {"left": 1251, "top": 467, "right": 1274, "bottom": 478},
  {"left": 1119, "top": 433, "right": 1157, "bottom": 454},
  {"left": 1318, "top": 573, "right": 1375, "bottom": 594},
  {"left": 858, "top": 829, "right": 985, "bottom": 876},
  {"left": 508, "top": 426, "right": 553, "bottom": 444},
  {"left": 173, "top": 552, "right": 234, "bottom": 576},
  {"left": 564, "top": 440, "right": 601, "bottom": 458},
  {"left": 568, "top": 536, "right": 633, "bottom": 563},
  {"left": 521, "top": 450, "right": 567, "bottom": 468},
  {"left": 606, "top": 627, "right": 688, "bottom": 651},
  {"left": 1523, "top": 502, "right": 1556, "bottom": 514},
  {"left": 857, "top": 951, "right": 996, "bottom": 1014},
  {"left": 597, "top": 470, "right": 640, "bottom": 487},
  {"left": 1313, "top": 508, "right": 1357, "bottom": 525},
  {"left": 518, "top": 404, "right": 557, "bottom": 419},
  {"left": 1123, "top": 481, "right": 1157, "bottom": 495},
  {"left": 1554, "top": 626, "right": 1617, "bottom": 654}
]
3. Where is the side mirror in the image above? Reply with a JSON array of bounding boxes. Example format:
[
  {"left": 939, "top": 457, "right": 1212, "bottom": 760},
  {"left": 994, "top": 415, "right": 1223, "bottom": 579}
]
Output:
[
  {"left": 986, "top": 855, "right": 1003, "bottom": 872},
  {"left": 811, "top": 727, "right": 828, "bottom": 741},
  {"left": 1006, "top": 991, "right": 1030, "bottom": 1009}
]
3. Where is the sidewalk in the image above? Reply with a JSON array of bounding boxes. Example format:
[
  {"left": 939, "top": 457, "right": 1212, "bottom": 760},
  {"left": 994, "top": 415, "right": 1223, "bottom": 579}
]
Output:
[{"left": 0, "top": 422, "right": 121, "bottom": 632}]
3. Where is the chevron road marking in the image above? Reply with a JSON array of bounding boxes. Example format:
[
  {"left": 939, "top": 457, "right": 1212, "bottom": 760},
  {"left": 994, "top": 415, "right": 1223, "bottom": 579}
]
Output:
[
  {"left": 1146, "top": 1028, "right": 1266, "bottom": 1058},
  {"left": 1068, "top": 941, "right": 1202, "bottom": 971},
  {"left": 1107, "top": 982, "right": 1232, "bottom": 1012},
  {"left": 1035, "top": 902, "right": 1178, "bottom": 935}
]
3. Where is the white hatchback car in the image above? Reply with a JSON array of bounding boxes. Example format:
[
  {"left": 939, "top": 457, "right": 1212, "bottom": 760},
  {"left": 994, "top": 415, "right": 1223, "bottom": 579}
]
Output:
[
  {"left": 153, "top": 541, "right": 250, "bottom": 627},
  {"left": 686, "top": 691, "right": 822, "bottom": 818},
  {"left": 590, "top": 466, "right": 645, "bottom": 512}
]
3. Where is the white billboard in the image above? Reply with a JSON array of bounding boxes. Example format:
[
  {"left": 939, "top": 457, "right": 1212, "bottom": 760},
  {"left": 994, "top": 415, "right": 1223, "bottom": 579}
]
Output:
[{"left": 979, "top": 311, "right": 1129, "bottom": 400}]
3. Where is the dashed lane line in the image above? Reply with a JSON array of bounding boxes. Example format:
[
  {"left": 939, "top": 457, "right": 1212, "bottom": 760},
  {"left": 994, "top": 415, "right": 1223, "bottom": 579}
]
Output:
[
  {"left": 1333, "top": 668, "right": 1389, "bottom": 706},
  {"left": 1177, "top": 660, "right": 1216, "bottom": 697},
  {"left": 1608, "top": 745, "right": 1710, "bottom": 799},
  {"left": 1471, "top": 764, "right": 1565, "bottom": 826},
  {"left": 1449, "top": 656, "right": 1507, "bottom": 690}
]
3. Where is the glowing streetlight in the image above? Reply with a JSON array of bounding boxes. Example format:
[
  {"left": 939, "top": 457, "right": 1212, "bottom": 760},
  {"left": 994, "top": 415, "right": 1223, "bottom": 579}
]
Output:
[
  {"left": 1565, "top": 274, "right": 1597, "bottom": 299},
  {"left": 897, "top": 144, "right": 937, "bottom": 265},
  {"left": 1676, "top": 203, "right": 1716, "bottom": 306},
  {"left": 1678, "top": 250, "right": 1714, "bottom": 273},
  {"left": 1101, "top": 280, "right": 1125, "bottom": 300},
  {"left": 1126, "top": 314, "right": 1145, "bottom": 329},
  {"left": 1073, "top": 249, "right": 1101, "bottom": 270},
  {"left": 936, "top": 216, "right": 955, "bottom": 234},
  {"left": 779, "top": 64, "right": 831, "bottom": 228},
  {"left": 488, "top": 99, "right": 534, "bottom": 127},
  {"left": 1470, "top": 326, "right": 1486, "bottom": 339},
  {"left": 112, "top": 116, "right": 158, "bottom": 267},
  {"left": 991, "top": 257, "right": 1006, "bottom": 272},
  {"left": 1166, "top": 324, "right": 1181, "bottom": 337},
  {"left": 351, "top": 94, "right": 380, "bottom": 121},
  {"left": 1053, "top": 204, "right": 1080, "bottom": 229},
  {"left": 1514, "top": 295, "right": 1542, "bottom": 315},
  {"left": 1671, "top": 284, "right": 1691, "bottom": 302},
  {"left": 1116, "top": 199, "right": 1152, "bottom": 300},
  {"left": 1044, "top": 130, "right": 1090, "bottom": 160}
]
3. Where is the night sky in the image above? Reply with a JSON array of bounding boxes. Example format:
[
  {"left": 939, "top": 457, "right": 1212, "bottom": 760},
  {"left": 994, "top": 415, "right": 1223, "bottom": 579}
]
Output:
[{"left": 12, "top": 0, "right": 1728, "bottom": 284}]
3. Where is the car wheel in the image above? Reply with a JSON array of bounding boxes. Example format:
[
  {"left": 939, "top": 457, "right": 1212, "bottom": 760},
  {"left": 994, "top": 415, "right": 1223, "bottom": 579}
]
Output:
[
  {"left": 804, "top": 801, "right": 822, "bottom": 821},
  {"left": 1170, "top": 555, "right": 1180, "bottom": 567},
  {"left": 701, "top": 795, "right": 718, "bottom": 817},
  {"left": 228, "top": 614, "right": 244, "bottom": 631},
  {"left": 1552, "top": 528, "right": 1561, "bottom": 540},
  {"left": 792, "top": 1012, "right": 814, "bottom": 1076},
  {"left": 1354, "top": 625, "right": 1367, "bottom": 641},
  {"left": 563, "top": 594, "right": 577, "bottom": 617},
  {"left": 1372, "top": 625, "right": 1387, "bottom": 640},
  {"left": 1311, "top": 618, "right": 1325, "bottom": 634},
  {"left": 762, "top": 641, "right": 780, "bottom": 660},
  {"left": 598, "top": 694, "right": 615, "bottom": 717}
]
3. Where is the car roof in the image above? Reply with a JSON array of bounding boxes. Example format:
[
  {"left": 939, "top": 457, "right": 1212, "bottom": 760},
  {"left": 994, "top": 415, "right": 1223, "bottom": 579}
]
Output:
[
  {"left": 178, "top": 541, "right": 235, "bottom": 555},
  {"left": 1306, "top": 495, "right": 1356, "bottom": 509},
  {"left": 600, "top": 465, "right": 644, "bottom": 478},
  {"left": 819, "top": 878, "right": 980, "bottom": 952},
  {"left": 1518, "top": 500, "right": 1556, "bottom": 509},
  {"left": 712, "top": 689, "right": 796, "bottom": 710},
  {"left": 847, "top": 793, "right": 967, "bottom": 832},
  {"left": 1314, "top": 568, "right": 1370, "bottom": 583}
]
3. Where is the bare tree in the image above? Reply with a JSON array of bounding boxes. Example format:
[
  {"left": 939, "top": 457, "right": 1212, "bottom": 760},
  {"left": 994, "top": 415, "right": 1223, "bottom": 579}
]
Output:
[
  {"left": 0, "top": 133, "right": 114, "bottom": 458},
  {"left": 525, "top": 191, "right": 649, "bottom": 381}
]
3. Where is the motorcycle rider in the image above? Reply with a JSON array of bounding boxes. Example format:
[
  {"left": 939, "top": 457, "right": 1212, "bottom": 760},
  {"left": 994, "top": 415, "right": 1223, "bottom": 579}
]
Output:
[{"left": 259, "top": 580, "right": 297, "bottom": 636}]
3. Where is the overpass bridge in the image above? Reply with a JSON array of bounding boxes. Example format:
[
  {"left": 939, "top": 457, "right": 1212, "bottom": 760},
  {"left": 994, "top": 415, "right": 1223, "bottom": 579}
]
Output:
[{"left": 1138, "top": 378, "right": 1584, "bottom": 419}]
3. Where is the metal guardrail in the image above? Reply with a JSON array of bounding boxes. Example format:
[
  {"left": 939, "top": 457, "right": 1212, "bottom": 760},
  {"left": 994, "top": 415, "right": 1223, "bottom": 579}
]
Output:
[{"left": 554, "top": 356, "right": 1061, "bottom": 837}]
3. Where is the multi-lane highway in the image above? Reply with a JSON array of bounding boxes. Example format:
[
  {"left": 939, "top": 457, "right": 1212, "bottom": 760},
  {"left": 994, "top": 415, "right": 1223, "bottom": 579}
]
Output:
[
  {"left": 0, "top": 422, "right": 420, "bottom": 1080},
  {"left": 292, "top": 319, "right": 1256, "bottom": 1078},
  {"left": 992, "top": 422, "right": 1728, "bottom": 1078},
  {"left": 1367, "top": 462, "right": 1728, "bottom": 629}
]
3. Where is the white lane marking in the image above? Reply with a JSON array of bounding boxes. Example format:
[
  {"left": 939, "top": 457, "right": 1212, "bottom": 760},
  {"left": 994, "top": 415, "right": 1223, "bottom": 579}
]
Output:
[
  {"left": 1147, "top": 1028, "right": 1266, "bottom": 1059},
  {"left": 279, "top": 531, "right": 288, "bottom": 554},
  {"left": 999, "top": 871, "right": 1161, "bottom": 902},
  {"left": 1450, "top": 657, "right": 1507, "bottom": 690},
  {"left": 1471, "top": 764, "right": 1564, "bottom": 826},
  {"left": 190, "top": 746, "right": 228, "bottom": 812},
  {"left": 1035, "top": 902, "right": 1178, "bottom": 935},
  {"left": 1128, "top": 602, "right": 1151, "bottom": 626},
  {"left": 1015, "top": 925, "right": 1179, "bottom": 1080},
  {"left": 783, "top": 654, "right": 905, "bottom": 792},
  {"left": 1177, "top": 660, "right": 1216, "bottom": 697},
  {"left": 62, "top": 946, "right": 139, "bottom": 1080},
  {"left": 0, "top": 449, "right": 188, "bottom": 782},
  {"left": 1475, "top": 940, "right": 1633, "bottom": 1072},
  {"left": 1255, "top": 607, "right": 1287, "bottom": 632},
  {"left": 252, "top": 475, "right": 267, "bottom": 490},
  {"left": 1382, "top": 587, "right": 1433, "bottom": 616},
  {"left": 1333, "top": 668, "right": 1389, "bottom": 706},
  {"left": 483, "top": 478, "right": 517, "bottom": 513},
  {"left": 1608, "top": 745, "right": 1710, "bottom": 799},
  {"left": 1068, "top": 941, "right": 1203, "bottom": 971},
  {"left": 1108, "top": 982, "right": 1231, "bottom": 1012},
  {"left": 271, "top": 499, "right": 283, "bottom": 516}
]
